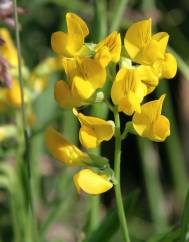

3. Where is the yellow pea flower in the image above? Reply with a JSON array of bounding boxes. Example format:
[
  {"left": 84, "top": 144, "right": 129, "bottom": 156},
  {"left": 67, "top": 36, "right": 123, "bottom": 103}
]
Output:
[
  {"left": 6, "top": 79, "right": 21, "bottom": 108},
  {"left": 51, "top": 12, "right": 89, "bottom": 57},
  {"left": 95, "top": 32, "right": 121, "bottom": 66},
  {"left": 73, "top": 109, "right": 115, "bottom": 149},
  {"left": 111, "top": 67, "right": 147, "bottom": 115},
  {"left": 124, "top": 18, "right": 169, "bottom": 65},
  {"left": 132, "top": 95, "right": 170, "bottom": 142},
  {"left": 45, "top": 127, "right": 90, "bottom": 166},
  {"left": 73, "top": 168, "right": 113, "bottom": 195},
  {"left": 55, "top": 57, "right": 106, "bottom": 108},
  {"left": 0, "top": 28, "right": 18, "bottom": 67}
]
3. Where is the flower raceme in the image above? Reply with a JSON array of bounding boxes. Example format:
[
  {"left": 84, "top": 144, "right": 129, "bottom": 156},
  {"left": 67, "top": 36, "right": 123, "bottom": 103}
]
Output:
[
  {"left": 47, "top": 14, "right": 177, "bottom": 196},
  {"left": 73, "top": 108, "right": 115, "bottom": 149},
  {"left": 45, "top": 127, "right": 113, "bottom": 194}
]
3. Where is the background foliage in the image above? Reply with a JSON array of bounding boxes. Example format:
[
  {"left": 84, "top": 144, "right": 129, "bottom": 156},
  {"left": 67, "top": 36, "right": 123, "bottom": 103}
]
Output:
[{"left": 0, "top": 0, "right": 189, "bottom": 242}]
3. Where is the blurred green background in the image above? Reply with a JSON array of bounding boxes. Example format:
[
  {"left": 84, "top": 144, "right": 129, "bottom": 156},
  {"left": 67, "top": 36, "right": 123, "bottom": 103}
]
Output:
[{"left": 0, "top": 0, "right": 189, "bottom": 242}]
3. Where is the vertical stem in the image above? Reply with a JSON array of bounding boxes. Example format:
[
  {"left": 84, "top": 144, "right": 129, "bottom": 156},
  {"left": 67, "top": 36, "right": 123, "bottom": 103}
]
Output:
[
  {"left": 13, "top": 0, "right": 30, "bottom": 172},
  {"left": 113, "top": 107, "right": 130, "bottom": 242},
  {"left": 110, "top": 0, "right": 129, "bottom": 32},
  {"left": 92, "top": 0, "right": 107, "bottom": 41},
  {"left": 13, "top": 1, "right": 37, "bottom": 241}
]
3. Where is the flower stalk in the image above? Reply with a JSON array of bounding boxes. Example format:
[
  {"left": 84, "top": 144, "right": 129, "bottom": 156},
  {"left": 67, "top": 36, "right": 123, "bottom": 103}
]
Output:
[{"left": 113, "top": 107, "right": 130, "bottom": 242}]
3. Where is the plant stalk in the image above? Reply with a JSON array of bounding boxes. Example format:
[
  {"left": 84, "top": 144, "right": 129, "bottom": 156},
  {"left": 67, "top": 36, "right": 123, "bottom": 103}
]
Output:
[{"left": 113, "top": 107, "right": 130, "bottom": 242}]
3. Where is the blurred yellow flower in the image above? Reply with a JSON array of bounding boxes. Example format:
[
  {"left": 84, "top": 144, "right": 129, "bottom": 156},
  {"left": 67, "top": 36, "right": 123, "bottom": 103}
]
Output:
[
  {"left": 51, "top": 12, "right": 89, "bottom": 57},
  {"left": 111, "top": 67, "right": 147, "bottom": 115},
  {"left": 132, "top": 95, "right": 170, "bottom": 142},
  {"left": 95, "top": 32, "right": 121, "bottom": 66},
  {"left": 6, "top": 79, "right": 21, "bottom": 108},
  {"left": 73, "top": 109, "right": 115, "bottom": 149},
  {"left": 0, "top": 28, "right": 18, "bottom": 67},
  {"left": 73, "top": 168, "right": 113, "bottom": 195},
  {"left": 45, "top": 127, "right": 89, "bottom": 166}
]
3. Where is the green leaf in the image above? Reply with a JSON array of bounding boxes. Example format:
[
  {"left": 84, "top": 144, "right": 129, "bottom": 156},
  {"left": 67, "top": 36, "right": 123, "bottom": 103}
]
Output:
[
  {"left": 84, "top": 189, "right": 140, "bottom": 242},
  {"left": 180, "top": 189, "right": 189, "bottom": 242}
]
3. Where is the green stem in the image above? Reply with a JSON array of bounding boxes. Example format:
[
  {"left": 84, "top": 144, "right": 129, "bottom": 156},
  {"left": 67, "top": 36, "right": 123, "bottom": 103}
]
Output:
[
  {"left": 13, "top": 1, "right": 38, "bottom": 241},
  {"left": 113, "top": 107, "right": 130, "bottom": 242},
  {"left": 110, "top": 0, "right": 129, "bottom": 32},
  {"left": 180, "top": 189, "right": 189, "bottom": 242}
]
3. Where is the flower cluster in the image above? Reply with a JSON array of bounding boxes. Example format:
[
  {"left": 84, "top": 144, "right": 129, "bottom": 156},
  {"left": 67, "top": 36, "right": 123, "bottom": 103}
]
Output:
[{"left": 46, "top": 13, "right": 177, "bottom": 195}]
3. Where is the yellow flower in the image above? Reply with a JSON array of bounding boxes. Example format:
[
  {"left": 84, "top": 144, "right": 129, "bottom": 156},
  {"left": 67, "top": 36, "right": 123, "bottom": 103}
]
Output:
[
  {"left": 95, "top": 32, "right": 121, "bottom": 66},
  {"left": 111, "top": 67, "right": 147, "bottom": 115},
  {"left": 6, "top": 79, "right": 21, "bottom": 108},
  {"left": 73, "top": 168, "right": 113, "bottom": 195},
  {"left": 0, "top": 28, "right": 18, "bottom": 67},
  {"left": 51, "top": 12, "right": 89, "bottom": 57},
  {"left": 124, "top": 19, "right": 177, "bottom": 79},
  {"left": 55, "top": 57, "right": 106, "bottom": 108},
  {"left": 45, "top": 127, "right": 90, "bottom": 166},
  {"left": 73, "top": 109, "right": 115, "bottom": 149},
  {"left": 132, "top": 95, "right": 170, "bottom": 142},
  {"left": 124, "top": 19, "right": 169, "bottom": 65}
]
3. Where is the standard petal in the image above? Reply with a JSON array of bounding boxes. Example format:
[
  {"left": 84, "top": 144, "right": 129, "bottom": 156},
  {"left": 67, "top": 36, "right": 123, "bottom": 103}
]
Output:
[
  {"left": 73, "top": 169, "right": 113, "bottom": 195},
  {"left": 77, "top": 57, "right": 106, "bottom": 89},
  {"left": 51, "top": 31, "right": 68, "bottom": 55},
  {"left": 66, "top": 12, "right": 89, "bottom": 37},
  {"left": 124, "top": 19, "right": 152, "bottom": 60},
  {"left": 45, "top": 127, "right": 88, "bottom": 166}
]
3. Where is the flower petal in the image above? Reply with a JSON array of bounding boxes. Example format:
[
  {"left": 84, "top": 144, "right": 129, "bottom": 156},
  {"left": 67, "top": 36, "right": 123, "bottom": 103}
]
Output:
[
  {"left": 73, "top": 169, "right": 113, "bottom": 195},
  {"left": 95, "top": 32, "right": 121, "bottom": 63},
  {"left": 51, "top": 31, "right": 68, "bottom": 55},
  {"left": 54, "top": 80, "right": 79, "bottom": 108},
  {"left": 66, "top": 12, "right": 89, "bottom": 37},
  {"left": 74, "top": 111, "right": 115, "bottom": 148},
  {"left": 159, "top": 53, "right": 177, "bottom": 79},
  {"left": 124, "top": 19, "right": 152, "bottom": 60},
  {"left": 6, "top": 80, "right": 21, "bottom": 107},
  {"left": 118, "top": 91, "right": 141, "bottom": 116},
  {"left": 152, "top": 115, "right": 170, "bottom": 141},
  {"left": 72, "top": 76, "right": 94, "bottom": 100},
  {"left": 45, "top": 127, "right": 88, "bottom": 166}
]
